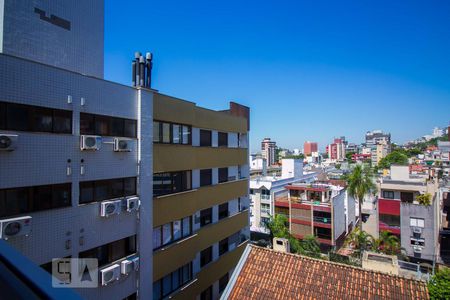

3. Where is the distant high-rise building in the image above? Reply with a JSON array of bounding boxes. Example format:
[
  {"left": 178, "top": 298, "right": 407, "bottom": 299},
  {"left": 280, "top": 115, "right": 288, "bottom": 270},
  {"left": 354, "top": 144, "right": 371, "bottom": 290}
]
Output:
[
  {"left": 365, "top": 130, "right": 391, "bottom": 147},
  {"left": 303, "top": 141, "right": 318, "bottom": 156},
  {"left": 261, "top": 138, "right": 276, "bottom": 166},
  {"left": 327, "top": 138, "right": 345, "bottom": 161}
]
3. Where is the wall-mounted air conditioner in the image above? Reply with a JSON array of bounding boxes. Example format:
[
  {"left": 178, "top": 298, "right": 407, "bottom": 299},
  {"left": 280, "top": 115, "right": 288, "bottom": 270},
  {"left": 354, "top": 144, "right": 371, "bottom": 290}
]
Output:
[
  {"left": 80, "top": 135, "right": 102, "bottom": 151},
  {"left": 120, "top": 259, "right": 133, "bottom": 275},
  {"left": 131, "top": 256, "right": 140, "bottom": 271},
  {"left": 114, "top": 138, "right": 131, "bottom": 152},
  {"left": 0, "top": 134, "right": 18, "bottom": 151},
  {"left": 413, "top": 246, "right": 422, "bottom": 254},
  {"left": 413, "top": 227, "right": 422, "bottom": 234},
  {"left": 100, "top": 200, "right": 122, "bottom": 217},
  {"left": 100, "top": 264, "right": 120, "bottom": 286},
  {"left": 125, "top": 197, "right": 140, "bottom": 212},
  {"left": 0, "top": 216, "right": 32, "bottom": 240}
]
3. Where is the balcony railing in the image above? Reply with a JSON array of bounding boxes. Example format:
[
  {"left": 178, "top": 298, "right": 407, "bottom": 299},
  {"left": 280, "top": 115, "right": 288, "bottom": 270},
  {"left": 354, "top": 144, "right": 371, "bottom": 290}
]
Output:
[
  {"left": 261, "top": 195, "right": 270, "bottom": 200},
  {"left": 313, "top": 216, "right": 332, "bottom": 224}
]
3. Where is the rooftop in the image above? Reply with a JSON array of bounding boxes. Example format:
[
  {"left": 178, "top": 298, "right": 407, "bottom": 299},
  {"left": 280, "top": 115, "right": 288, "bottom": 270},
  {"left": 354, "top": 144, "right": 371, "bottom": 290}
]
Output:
[{"left": 222, "top": 245, "right": 429, "bottom": 300}]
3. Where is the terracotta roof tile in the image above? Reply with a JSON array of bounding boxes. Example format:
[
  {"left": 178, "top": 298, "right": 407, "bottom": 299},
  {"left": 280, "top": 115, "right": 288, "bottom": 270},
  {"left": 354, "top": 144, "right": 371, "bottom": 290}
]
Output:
[{"left": 227, "top": 246, "right": 429, "bottom": 300}]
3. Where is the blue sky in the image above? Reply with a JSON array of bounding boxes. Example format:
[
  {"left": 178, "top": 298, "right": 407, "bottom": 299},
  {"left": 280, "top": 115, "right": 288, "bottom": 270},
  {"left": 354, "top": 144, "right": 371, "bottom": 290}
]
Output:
[{"left": 104, "top": 0, "right": 450, "bottom": 153}]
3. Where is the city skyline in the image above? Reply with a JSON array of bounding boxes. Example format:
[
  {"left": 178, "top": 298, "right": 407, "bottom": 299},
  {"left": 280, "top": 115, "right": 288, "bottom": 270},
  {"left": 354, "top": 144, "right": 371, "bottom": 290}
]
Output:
[{"left": 104, "top": 0, "right": 450, "bottom": 152}]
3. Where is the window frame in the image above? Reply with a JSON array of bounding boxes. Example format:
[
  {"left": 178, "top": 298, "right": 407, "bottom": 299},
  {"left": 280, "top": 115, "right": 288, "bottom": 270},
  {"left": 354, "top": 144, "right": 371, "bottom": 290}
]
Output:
[
  {"left": 80, "top": 112, "right": 137, "bottom": 138},
  {"left": 382, "top": 190, "right": 395, "bottom": 199},
  {"left": 218, "top": 202, "right": 229, "bottom": 220},
  {"left": 153, "top": 216, "right": 193, "bottom": 250},
  {"left": 200, "top": 129, "right": 212, "bottom": 147},
  {"left": 153, "top": 262, "right": 193, "bottom": 300},
  {"left": 153, "top": 170, "right": 192, "bottom": 197},
  {"left": 200, "top": 246, "right": 213, "bottom": 267},
  {"left": 79, "top": 177, "right": 137, "bottom": 204},
  {"left": 218, "top": 132, "right": 228, "bottom": 147},
  {"left": 153, "top": 120, "right": 192, "bottom": 145},
  {"left": 218, "top": 167, "right": 228, "bottom": 183},
  {"left": 200, "top": 208, "right": 213, "bottom": 227},
  {"left": 200, "top": 169, "right": 212, "bottom": 187}
]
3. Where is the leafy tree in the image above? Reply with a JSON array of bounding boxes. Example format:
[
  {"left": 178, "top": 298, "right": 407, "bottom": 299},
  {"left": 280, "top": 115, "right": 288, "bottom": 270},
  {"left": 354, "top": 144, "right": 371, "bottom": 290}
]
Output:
[
  {"left": 375, "top": 231, "right": 403, "bottom": 256},
  {"left": 344, "top": 228, "right": 374, "bottom": 257},
  {"left": 298, "top": 235, "right": 321, "bottom": 258},
  {"left": 346, "top": 165, "right": 375, "bottom": 228},
  {"left": 335, "top": 163, "right": 341, "bottom": 170},
  {"left": 284, "top": 154, "right": 305, "bottom": 160},
  {"left": 428, "top": 267, "right": 450, "bottom": 300},
  {"left": 417, "top": 193, "right": 432, "bottom": 206},
  {"left": 346, "top": 152, "right": 355, "bottom": 161},
  {"left": 378, "top": 151, "right": 408, "bottom": 169}
]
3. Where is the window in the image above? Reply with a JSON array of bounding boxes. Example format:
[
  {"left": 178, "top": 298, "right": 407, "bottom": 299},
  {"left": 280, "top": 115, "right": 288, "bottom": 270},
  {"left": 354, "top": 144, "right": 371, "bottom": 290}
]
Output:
[
  {"left": 79, "top": 177, "right": 137, "bottom": 204},
  {"left": 218, "top": 132, "right": 228, "bottom": 147},
  {"left": 1, "top": 101, "right": 72, "bottom": 134},
  {"left": 382, "top": 190, "right": 395, "bottom": 199},
  {"left": 0, "top": 183, "right": 71, "bottom": 218},
  {"left": 261, "top": 203, "right": 270, "bottom": 215},
  {"left": 314, "top": 227, "right": 332, "bottom": 240},
  {"left": 153, "top": 170, "right": 192, "bottom": 196},
  {"left": 80, "top": 113, "right": 136, "bottom": 138},
  {"left": 153, "top": 262, "right": 192, "bottom": 300},
  {"left": 153, "top": 216, "right": 192, "bottom": 250},
  {"left": 218, "top": 167, "right": 228, "bottom": 183},
  {"left": 200, "top": 208, "right": 212, "bottom": 227},
  {"left": 219, "top": 238, "right": 229, "bottom": 256},
  {"left": 401, "top": 192, "right": 414, "bottom": 203},
  {"left": 249, "top": 189, "right": 254, "bottom": 195},
  {"left": 200, "top": 129, "right": 212, "bottom": 147},
  {"left": 219, "top": 203, "right": 229, "bottom": 220},
  {"left": 200, "top": 246, "right": 212, "bottom": 267},
  {"left": 219, "top": 273, "right": 229, "bottom": 294},
  {"left": 153, "top": 120, "right": 191, "bottom": 144},
  {"left": 200, "top": 286, "right": 213, "bottom": 300},
  {"left": 379, "top": 214, "right": 400, "bottom": 227},
  {"left": 79, "top": 236, "right": 136, "bottom": 267},
  {"left": 200, "top": 169, "right": 212, "bottom": 187},
  {"left": 410, "top": 217, "right": 425, "bottom": 228}
]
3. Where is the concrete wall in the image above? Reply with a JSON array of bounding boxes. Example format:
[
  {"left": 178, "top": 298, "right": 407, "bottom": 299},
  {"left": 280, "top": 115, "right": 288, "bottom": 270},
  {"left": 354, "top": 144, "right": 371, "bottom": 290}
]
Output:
[{"left": 332, "top": 191, "right": 346, "bottom": 242}]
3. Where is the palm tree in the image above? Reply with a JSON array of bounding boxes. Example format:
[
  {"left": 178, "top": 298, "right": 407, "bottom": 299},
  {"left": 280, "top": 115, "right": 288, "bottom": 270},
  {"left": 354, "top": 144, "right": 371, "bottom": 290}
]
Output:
[
  {"left": 375, "top": 231, "right": 402, "bottom": 256},
  {"left": 346, "top": 164, "right": 375, "bottom": 228},
  {"left": 344, "top": 228, "right": 375, "bottom": 257}
]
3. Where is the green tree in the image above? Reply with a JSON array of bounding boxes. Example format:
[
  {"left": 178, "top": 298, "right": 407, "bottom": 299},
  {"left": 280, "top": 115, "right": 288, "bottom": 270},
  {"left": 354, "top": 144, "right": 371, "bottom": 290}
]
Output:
[
  {"left": 284, "top": 154, "right": 305, "bottom": 160},
  {"left": 428, "top": 267, "right": 450, "bottom": 300},
  {"left": 346, "top": 165, "right": 375, "bottom": 228},
  {"left": 298, "top": 235, "right": 321, "bottom": 258},
  {"left": 378, "top": 151, "right": 409, "bottom": 169},
  {"left": 417, "top": 193, "right": 432, "bottom": 206},
  {"left": 344, "top": 228, "right": 374, "bottom": 257},
  {"left": 375, "top": 231, "right": 403, "bottom": 256},
  {"left": 267, "top": 214, "right": 301, "bottom": 253},
  {"left": 346, "top": 152, "right": 355, "bottom": 161}
]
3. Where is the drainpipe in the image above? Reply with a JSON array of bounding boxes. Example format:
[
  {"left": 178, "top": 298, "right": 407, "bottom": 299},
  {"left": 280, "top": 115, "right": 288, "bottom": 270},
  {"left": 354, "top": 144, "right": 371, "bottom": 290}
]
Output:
[{"left": 288, "top": 190, "right": 292, "bottom": 233}]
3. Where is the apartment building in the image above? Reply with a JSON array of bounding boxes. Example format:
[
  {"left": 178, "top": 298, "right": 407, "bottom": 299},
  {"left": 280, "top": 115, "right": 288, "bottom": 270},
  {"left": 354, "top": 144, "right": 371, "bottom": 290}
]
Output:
[
  {"left": 261, "top": 138, "right": 276, "bottom": 167},
  {"left": 303, "top": 141, "right": 318, "bottom": 156},
  {"left": 0, "top": 1, "right": 150, "bottom": 299},
  {"left": 378, "top": 165, "right": 440, "bottom": 263},
  {"left": 249, "top": 159, "right": 316, "bottom": 234},
  {"left": 152, "top": 95, "right": 250, "bottom": 300},
  {"left": 0, "top": 1, "right": 250, "bottom": 300},
  {"left": 365, "top": 130, "right": 391, "bottom": 147},
  {"left": 274, "top": 182, "right": 356, "bottom": 250},
  {"left": 326, "top": 138, "right": 345, "bottom": 162}
]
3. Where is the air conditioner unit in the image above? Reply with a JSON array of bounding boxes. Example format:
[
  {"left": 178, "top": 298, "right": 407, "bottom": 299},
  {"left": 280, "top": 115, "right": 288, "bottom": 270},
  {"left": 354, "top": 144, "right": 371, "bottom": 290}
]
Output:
[
  {"left": 0, "top": 134, "right": 18, "bottom": 151},
  {"left": 80, "top": 135, "right": 102, "bottom": 151},
  {"left": 100, "top": 200, "right": 122, "bottom": 217},
  {"left": 413, "top": 227, "right": 422, "bottom": 234},
  {"left": 100, "top": 264, "right": 120, "bottom": 286},
  {"left": 0, "top": 216, "right": 32, "bottom": 240},
  {"left": 125, "top": 197, "right": 140, "bottom": 212},
  {"left": 113, "top": 138, "right": 131, "bottom": 152},
  {"left": 131, "top": 256, "right": 140, "bottom": 271},
  {"left": 120, "top": 259, "right": 133, "bottom": 275},
  {"left": 413, "top": 246, "right": 422, "bottom": 254}
]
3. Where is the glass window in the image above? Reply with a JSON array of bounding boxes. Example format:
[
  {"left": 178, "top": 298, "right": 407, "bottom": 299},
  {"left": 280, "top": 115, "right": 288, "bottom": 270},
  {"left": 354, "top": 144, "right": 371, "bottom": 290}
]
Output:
[
  {"left": 0, "top": 102, "right": 6, "bottom": 129},
  {"left": 382, "top": 190, "right": 395, "bottom": 199},
  {"left": 218, "top": 167, "right": 228, "bottom": 183},
  {"left": 172, "top": 268, "right": 180, "bottom": 290},
  {"left": 200, "top": 246, "right": 212, "bottom": 267},
  {"left": 379, "top": 214, "right": 400, "bottom": 227},
  {"left": 80, "top": 113, "right": 95, "bottom": 135},
  {"left": 182, "top": 217, "right": 191, "bottom": 237},
  {"left": 162, "top": 223, "right": 172, "bottom": 245},
  {"left": 172, "top": 124, "right": 181, "bottom": 144},
  {"left": 124, "top": 177, "right": 136, "bottom": 196},
  {"left": 410, "top": 217, "right": 425, "bottom": 228},
  {"left": 52, "top": 184, "right": 71, "bottom": 208},
  {"left": 53, "top": 110, "right": 72, "bottom": 133},
  {"left": 153, "top": 281, "right": 161, "bottom": 300},
  {"left": 33, "top": 107, "right": 53, "bottom": 132},
  {"left": 124, "top": 119, "right": 136, "bottom": 138},
  {"left": 95, "top": 115, "right": 110, "bottom": 136},
  {"left": 182, "top": 125, "right": 191, "bottom": 144},
  {"left": 153, "top": 227, "right": 162, "bottom": 249},
  {"left": 79, "top": 236, "right": 136, "bottom": 267},
  {"left": 218, "top": 132, "right": 228, "bottom": 147},
  {"left": 162, "top": 123, "right": 171, "bottom": 143},
  {"left": 7, "top": 103, "right": 29, "bottom": 131},
  {"left": 153, "top": 121, "right": 160, "bottom": 143},
  {"left": 3, "top": 188, "right": 28, "bottom": 217},
  {"left": 219, "top": 203, "right": 228, "bottom": 220},
  {"left": 401, "top": 192, "right": 414, "bottom": 203},
  {"left": 181, "top": 263, "right": 191, "bottom": 284},
  {"left": 200, "top": 208, "right": 212, "bottom": 227},
  {"left": 95, "top": 180, "right": 110, "bottom": 201},
  {"left": 34, "top": 185, "right": 53, "bottom": 210},
  {"left": 219, "top": 273, "right": 229, "bottom": 294},
  {"left": 162, "top": 274, "right": 172, "bottom": 296},
  {"left": 111, "top": 179, "right": 124, "bottom": 198},
  {"left": 111, "top": 117, "right": 124, "bottom": 137},
  {"left": 200, "top": 169, "right": 212, "bottom": 187},
  {"left": 200, "top": 129, "right": 212, "bottom": 147},
  {"left": 173, "top": 220, "right": 181, "bottom": 240},
  {"left": 200, "top": 286, "right": 213, "bottom": 300},
  {"left": 79, "top": 181, "right": 94, "bottom": 204},
  {"left": 219, "top": 238, "right": 228, "bottom": 256},
  {"left": 153, "top": 173, "right": 172, "bottom": 196}
]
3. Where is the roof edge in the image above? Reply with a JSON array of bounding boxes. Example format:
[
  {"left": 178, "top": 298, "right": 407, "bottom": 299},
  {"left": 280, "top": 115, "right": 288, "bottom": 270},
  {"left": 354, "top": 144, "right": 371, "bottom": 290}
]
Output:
[{"left": 220, "top": 244, "right": 252, "bottom": 299}]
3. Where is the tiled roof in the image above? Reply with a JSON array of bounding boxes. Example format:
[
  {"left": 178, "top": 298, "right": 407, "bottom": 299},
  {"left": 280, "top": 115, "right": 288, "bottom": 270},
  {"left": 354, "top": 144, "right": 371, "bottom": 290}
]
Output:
[{"left": 224, "top": 245, "right": 429, "bottom": 300}]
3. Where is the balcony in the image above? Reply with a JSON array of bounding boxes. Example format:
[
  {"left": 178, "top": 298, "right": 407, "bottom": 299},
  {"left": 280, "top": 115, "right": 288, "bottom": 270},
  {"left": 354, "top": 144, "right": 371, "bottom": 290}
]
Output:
[
  {"left": 153, "top": 210, "right": 249, "bottom": 280},
  {"left": 313, "top": 216, "right": 332, "bottom": 224},
  {"left": 153, "top": 144, "right": 247, "bottom": 173},
  {"left": 153, "top": 179, "right": 248, "bottom": 227}
]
